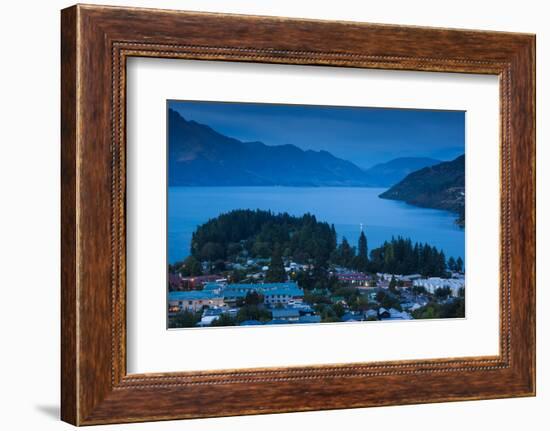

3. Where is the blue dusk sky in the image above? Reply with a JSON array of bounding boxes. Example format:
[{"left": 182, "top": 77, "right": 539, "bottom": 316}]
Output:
[{"left": 168, "top": 100, "right": 465, "bottom": 169}]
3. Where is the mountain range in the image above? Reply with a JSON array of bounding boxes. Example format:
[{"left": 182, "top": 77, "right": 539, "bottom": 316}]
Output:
[
  {"left": 362, "top": 157, "right": 441, "bottom": 187},
  {"left": 168, "top": 109, "right": 446, "bottom": 188},
  {"left": 169, "top": 109, "right": 371, "bottom": 187},
  {"left": 379, "top": 155, "right": 465, "bottom": 226}
]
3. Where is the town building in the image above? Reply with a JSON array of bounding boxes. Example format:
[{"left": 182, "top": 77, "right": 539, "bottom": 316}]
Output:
[
  {"left": 169, "top": 282, "right": 307, "bottom": 320},
  {"left": 341, "top": 311, "right": 363, "bottom": 322},
  {"left": 202, "top": 282, "right": 225, "bottom": 294},
  {"left": 168, "top": 290, "right": 225, "bottom": 313},
  {"left": 271, "top": 307, "right": 301, "bottom": 322},
  {"left": 284, "top": 262, "right": 308, "bottom": 272},
  {"left": 199, "top": 308, "right": 224, "bottom": 326},
  {"left": 413, "top": 277, "right": 465, "bottom": 296},
  {"left": 170, "top": 274, "right": 223, "bottom": 291},
  {"left": 375, "top": 307, "right": 413, "bottom": 320},
  {"left": 335, "top": 272, "right": 370, "bottom": 286},
  {"left": 222, "top": 282, "right": 304, "bottom": 306},
  {"left": 385, "top": 308, "right": 413, "bottom": 320},
  {"left": 378, "top": 307, "right": 391, "bottom": 319},
  {"left": 298, "top": 315, "right": 321, "bottom": 324},
  {"left": 364, "top": 309, "right": 378, "bottom": 320}
]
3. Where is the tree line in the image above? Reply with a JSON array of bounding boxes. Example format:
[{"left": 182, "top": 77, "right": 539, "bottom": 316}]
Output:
[
  {"left": 190, "top": 209, "right": 337, "bottom": 267},
  {"left": 173, "top": 209, "right": 462, "bottom": 279},
  {"left": 332, "top": 235, "right": 460, "bottom": 278}
]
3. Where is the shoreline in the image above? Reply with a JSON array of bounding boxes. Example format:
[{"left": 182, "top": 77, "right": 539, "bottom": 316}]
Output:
[{"left": 168, "top": 187, "right": 464, "bottom": 264}]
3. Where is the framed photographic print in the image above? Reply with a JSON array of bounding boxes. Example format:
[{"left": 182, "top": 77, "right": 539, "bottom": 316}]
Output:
[
  {"left": 61, "top": 4, "right": 536, "bottom": 425},
  {"left": 164, "top": 100, "right": 466, "bottom": 330}
]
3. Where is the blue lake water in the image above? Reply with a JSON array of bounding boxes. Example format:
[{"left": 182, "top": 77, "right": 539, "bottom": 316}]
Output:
[{"left": 168, "top": 187, "right": 464, "bottom": 264}]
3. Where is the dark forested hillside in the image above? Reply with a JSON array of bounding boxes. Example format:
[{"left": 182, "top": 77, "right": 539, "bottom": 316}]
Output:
[
  {"left": 379, "top": 155, "right": 465, "bottom": 227},
  {"left": 190, "top": 209, "right": 337, "bottom": 266},
  {"left": 187, "top": 210, "right": 455, "bottom": 278}
]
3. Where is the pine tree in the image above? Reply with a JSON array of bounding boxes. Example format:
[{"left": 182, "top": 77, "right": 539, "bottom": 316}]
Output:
[
  {"left": 355, "top": 231, "right": 369, "bottom": 272},
  {"left": 265, "top": 246, "right": 286, "bottom": 282},
  {"left": 384, "top": 242, "right": 395, "bottom": 273},
  {"left": 330, "top": 224, "right": 337, "bottom": 250},
  {"left": 358, "top": 231, "right": 368, "bottom": 260},
  {"left": 448, "top": 257, "right": 457, "bottom": 271},
  {"left": 338, "top": 237, "right": 355, "bottom": 268},
  {"left": 456, "top": 256, "right": 464, "bottom": 272},
  {"left": 438, "top": 250, "right": 447, "bottom": 276}
]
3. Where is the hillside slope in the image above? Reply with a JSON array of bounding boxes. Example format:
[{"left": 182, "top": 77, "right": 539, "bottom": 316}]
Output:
[{"left": 379, "top": 155, "right": 465, "bottom": 226}]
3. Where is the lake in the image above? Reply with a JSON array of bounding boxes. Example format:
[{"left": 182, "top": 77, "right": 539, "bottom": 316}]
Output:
[{"left": 168, "top": 187, "right": 464, "bottom": 264}]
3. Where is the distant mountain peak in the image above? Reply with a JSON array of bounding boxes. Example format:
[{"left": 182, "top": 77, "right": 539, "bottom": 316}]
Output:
[
  {"left": 168, "top": 109, "right": 375, "bottom": 187},
  {"left": 362, "top": 156, "right": 442, "bottom": 188}
]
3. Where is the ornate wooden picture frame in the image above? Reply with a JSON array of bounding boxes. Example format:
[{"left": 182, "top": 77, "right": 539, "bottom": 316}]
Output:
[{"left": 61, "top": 4, "right": 535, "bottom": 425}]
